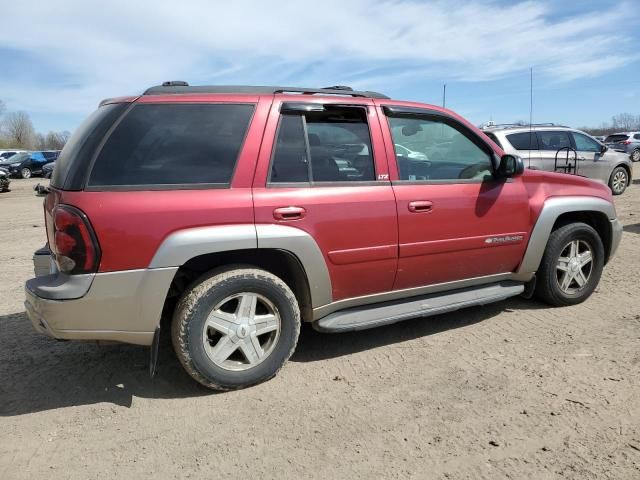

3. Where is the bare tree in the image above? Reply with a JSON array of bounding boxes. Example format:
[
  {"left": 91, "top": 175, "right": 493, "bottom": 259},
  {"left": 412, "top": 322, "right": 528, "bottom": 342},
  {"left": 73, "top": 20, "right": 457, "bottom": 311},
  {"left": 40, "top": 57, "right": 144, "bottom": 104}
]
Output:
[
  {"left": 2, "top": 111, "right": 36, "bottom": 148},
  {"left": 44, "top": 131, "right": 69, "bottom": 150},
  {"left": 611, "top": 113, "right": 640, "bottom": 131},
  {"left": 0, "top": 99, "right": 5, "bottom": 117}
]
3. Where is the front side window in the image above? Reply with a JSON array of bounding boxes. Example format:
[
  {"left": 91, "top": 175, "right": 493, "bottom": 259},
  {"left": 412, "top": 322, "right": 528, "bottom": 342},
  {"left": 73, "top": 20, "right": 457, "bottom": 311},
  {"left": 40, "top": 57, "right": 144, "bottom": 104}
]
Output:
[
  {"left": 572, "top": 132, "right": 601, "bottom": 152},
  {"left": 537, "top": 131, "right": 572, "bottom": 151},
  {"left": 269, "top": 107, "right": 375, "bottom": 183},
  {"left": 388, "top": 116, "right": 492, "bottom": 181},
  {"left": 506, "top": 132, "right": 538, "bottom": 150},
  {"left": 89, "top": 103, "right": 254, "bottom": 187}
]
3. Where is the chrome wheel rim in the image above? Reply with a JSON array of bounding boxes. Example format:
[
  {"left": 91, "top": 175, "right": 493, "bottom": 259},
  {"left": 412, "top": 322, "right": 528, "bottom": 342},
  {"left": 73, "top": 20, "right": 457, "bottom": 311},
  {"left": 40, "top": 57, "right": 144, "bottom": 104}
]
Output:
[
  {"left": 612, "top": 170, "right": 627, "bottom": 193},
  {"left": 202, "top": 292, "right": 281, "bottom": 372},
  {"left": 556, "top": 240, "right": 593, "bottom": 295},
  {"left": 21, "top": 168, "right": 31, "bottom": 179}
]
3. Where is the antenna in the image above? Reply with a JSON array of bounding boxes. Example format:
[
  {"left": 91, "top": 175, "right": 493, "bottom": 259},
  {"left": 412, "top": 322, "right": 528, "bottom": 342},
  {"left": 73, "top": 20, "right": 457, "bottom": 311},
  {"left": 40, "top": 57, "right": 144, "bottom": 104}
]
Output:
[
  {"left": 442, "top": 82, "right": 446, "bottom": 108},
  {"left": 528, "top": 67, "right": 533, "bottom": 168}
]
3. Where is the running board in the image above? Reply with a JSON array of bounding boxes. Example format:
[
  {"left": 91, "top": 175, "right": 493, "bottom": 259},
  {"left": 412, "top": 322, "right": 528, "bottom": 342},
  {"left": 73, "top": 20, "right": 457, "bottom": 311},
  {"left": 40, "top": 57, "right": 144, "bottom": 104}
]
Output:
[{"left": 313, "top": 281, "right": 524, "bottom": 333}]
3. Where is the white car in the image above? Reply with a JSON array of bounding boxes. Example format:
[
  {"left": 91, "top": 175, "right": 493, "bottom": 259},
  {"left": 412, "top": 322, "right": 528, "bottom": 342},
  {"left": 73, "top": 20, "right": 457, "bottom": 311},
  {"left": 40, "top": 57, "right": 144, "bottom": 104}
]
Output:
[{"left": 394, "top": 143, "right": 429, "bottom": 160}]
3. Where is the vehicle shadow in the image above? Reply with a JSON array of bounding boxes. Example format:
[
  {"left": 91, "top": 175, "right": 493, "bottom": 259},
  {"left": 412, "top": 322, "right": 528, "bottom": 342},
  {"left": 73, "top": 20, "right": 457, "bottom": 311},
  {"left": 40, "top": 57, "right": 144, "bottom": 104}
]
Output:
[
  {"left": 622, "top": 223, "right": 640, "bottom": 235},
  {"left": 292, "top": 295, "right": 546, "bottom": 363},
  {"left": 0, "top": 296, "right": 548, "bottom": 416}
]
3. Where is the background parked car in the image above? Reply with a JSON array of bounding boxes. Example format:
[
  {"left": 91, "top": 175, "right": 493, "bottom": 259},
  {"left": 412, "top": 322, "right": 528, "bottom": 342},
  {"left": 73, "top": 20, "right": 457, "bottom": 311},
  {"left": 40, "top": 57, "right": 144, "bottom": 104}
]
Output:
[
  {"left": 0, "top": 151, "right": 58, "bottom": 178},
  {"left": 482, "top": 124, "right": 633, "bottom": 195},
  {"left": 604, "top": 132, "right": 640, "bottom": 162},
  {"left": 42, "top": 161, "right": 56, "bottom": 178},
  {"left": 0, "top": 149, "right": 28, "bottom": 161},
  {"left": 0, "top": 167, "right": 10, "bottom": 192}
]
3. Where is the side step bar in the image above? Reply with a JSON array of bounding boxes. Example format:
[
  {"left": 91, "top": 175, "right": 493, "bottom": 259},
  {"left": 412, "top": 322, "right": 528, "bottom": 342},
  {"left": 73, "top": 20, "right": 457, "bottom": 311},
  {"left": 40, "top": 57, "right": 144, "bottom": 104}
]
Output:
[{"left": 313, "top": 281, "right": 524, "bottom": 333}]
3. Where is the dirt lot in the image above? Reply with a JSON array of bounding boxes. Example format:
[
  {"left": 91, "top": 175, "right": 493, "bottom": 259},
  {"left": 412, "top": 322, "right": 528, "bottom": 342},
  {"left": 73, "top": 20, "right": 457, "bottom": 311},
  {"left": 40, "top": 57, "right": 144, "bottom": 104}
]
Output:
[{"left": 1, "top": 177, "right": 639, "bottom": 479}]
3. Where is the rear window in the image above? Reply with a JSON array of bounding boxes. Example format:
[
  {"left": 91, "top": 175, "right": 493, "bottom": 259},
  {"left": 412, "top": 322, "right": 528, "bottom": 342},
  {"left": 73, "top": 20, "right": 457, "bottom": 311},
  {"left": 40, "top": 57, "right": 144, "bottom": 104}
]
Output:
[
  {"left": 605, "top": 134, "right": 629, "bottom": 143},
  {"left": 88, "top": 103, "right": 254, "bottom": 188},
  {"left": 506, "top": 132, "right": 539, "bottom": 150},
  {"left": 483, "top": 132, "right": 502, "bottom": 149}
]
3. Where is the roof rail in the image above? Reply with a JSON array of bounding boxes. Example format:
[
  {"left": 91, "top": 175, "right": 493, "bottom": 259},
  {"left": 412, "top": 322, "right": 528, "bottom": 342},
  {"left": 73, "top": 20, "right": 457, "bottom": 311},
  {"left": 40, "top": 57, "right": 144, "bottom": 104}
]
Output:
[
  {"left": 143, "top": 83, "right": 389, "bottom": 99},
  {"left": 483, "top": 122, "right": 571, "bottom": 130}
]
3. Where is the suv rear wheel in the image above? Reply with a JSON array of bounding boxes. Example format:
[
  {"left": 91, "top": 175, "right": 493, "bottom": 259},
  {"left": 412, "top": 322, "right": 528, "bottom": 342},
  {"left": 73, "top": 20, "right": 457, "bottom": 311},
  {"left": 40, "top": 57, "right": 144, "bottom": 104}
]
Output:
[
  {"left": 21, "top": 167, "right": 32, "bottom": 179},
  {"left": 171, "top": 267, "right": 300, "bottom": 390},
  {"left": 535, "top": 222, "right": 604, "bottom": 307}
]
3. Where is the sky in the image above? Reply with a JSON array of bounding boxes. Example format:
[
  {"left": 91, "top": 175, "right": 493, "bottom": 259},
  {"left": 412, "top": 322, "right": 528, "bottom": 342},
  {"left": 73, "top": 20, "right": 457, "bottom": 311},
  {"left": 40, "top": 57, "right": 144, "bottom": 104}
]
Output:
[{"left": 1, "top": 0, "right": 639, "bottom": 134}]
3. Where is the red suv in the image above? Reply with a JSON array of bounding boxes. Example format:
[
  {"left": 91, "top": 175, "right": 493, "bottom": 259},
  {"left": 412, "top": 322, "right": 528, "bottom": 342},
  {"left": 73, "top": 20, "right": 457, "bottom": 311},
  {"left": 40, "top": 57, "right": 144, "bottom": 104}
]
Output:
[{"left": 25, "top": 82, "right": 622, "bottom": 390}]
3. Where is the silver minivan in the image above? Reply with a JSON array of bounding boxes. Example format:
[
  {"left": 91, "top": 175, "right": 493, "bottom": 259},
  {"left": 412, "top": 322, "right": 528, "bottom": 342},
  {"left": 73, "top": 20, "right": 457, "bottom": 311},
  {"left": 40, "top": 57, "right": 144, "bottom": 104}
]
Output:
[{"left": 482, "top": 125, "right": 633, "bottom": 195}]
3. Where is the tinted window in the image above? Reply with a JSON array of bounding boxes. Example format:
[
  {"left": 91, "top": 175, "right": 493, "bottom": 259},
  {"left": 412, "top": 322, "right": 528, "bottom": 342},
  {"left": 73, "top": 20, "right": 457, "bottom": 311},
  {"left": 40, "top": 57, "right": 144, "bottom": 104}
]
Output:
[
  {"left": 572, "top": 132, "right": 601, "bottom": 152},
  {"left": 604, "top": 134, "right": 629, "bottom": 143},
  {"left": 483, "top": 132, "right": 502, "bottom": 149},
  {"left": 89, "top": 104, "right": 254, "bottom": 187},
  {"left": 506, "top": 132, "right": 538, "bottom": 150},
  {"left": 388, "top": 116, "right": 492, "bottom": 181},
  {"left": 52, "top": 103, "right": 130, "bottom": 189},
  {"left": 537, "top": 131, "right": 572, "bottom": 151},
  {"left": 634, "top": 134, "right": 640, "bottom": 140},
  {"left": 269, "top": 108, "right": 375, "bottom": 183}
]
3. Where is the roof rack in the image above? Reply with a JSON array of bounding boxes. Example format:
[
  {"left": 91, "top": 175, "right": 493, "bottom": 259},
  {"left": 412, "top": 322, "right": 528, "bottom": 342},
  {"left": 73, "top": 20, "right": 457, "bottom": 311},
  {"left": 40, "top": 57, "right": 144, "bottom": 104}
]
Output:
[
  {"left": 483, "top": 122, "right": 570, "bottom": 130},
  {"left": 143, "top": 82, "right": 389, "bottom": 99}
]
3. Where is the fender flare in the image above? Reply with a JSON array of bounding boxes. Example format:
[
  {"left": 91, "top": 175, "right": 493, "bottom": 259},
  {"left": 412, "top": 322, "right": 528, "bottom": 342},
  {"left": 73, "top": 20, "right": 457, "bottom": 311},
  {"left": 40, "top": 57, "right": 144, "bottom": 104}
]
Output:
[
  {"left": 149, "top": 224, "right": 333, "bottom": 308},
  {"left": 514, "top": 196, "right": 616, "bottom": 279}
]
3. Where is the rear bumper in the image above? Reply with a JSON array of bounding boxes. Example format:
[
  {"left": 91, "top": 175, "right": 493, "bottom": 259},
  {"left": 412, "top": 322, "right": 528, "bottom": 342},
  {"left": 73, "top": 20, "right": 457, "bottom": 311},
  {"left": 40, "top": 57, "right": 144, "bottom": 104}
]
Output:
[{"left": 25, "top": 259, "right": 177, "bottom": 346}]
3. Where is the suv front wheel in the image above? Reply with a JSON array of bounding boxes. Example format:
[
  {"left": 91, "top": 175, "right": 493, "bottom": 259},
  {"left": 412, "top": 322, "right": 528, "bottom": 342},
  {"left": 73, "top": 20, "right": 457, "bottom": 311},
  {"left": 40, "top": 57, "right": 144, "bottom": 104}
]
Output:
[
  {"left": 172, "top": 267, "right": 301, "bottom": 390},
  {"left": 535, "top": 222, "right": 604, "bottom": 307}
]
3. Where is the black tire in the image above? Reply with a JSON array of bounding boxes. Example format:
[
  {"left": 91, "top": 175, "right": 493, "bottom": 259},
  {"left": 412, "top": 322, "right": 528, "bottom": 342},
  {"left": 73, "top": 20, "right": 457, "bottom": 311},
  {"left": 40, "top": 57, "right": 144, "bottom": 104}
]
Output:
[
  {"left": 608, "top": 166, "right": 629, "bottom": 195},
  {"left": 171, "top": 267, "right": 300, "bottom": 391},
  {"left": 535, "top": 222, "right": 604, "bottom": 307},
  {"left": 631, "top": 149, "right": 640, "bottom": 162}
]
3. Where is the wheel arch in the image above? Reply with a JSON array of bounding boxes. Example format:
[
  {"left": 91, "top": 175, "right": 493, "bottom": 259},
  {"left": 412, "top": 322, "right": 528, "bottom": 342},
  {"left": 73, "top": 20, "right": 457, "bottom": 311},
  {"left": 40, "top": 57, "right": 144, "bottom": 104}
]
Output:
[
  {"left": 516, "top": 196, "right": 617, "bottom": 278},
  {"left": 150, "top": 224, "right": 333, "bottom": 327}
]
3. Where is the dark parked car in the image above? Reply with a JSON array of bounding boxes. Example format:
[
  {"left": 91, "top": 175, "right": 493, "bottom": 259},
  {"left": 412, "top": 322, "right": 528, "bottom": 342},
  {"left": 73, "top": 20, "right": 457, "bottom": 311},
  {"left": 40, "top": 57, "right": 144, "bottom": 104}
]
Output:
[
  {"left": 0, "top": 151, "right": 60, "bottom": 178},
  {"left": 42, "top": 161, "right": 56, "bottom": 178},
  {"left": 0, "top": 167, "right": 10, "bottom": 192}
]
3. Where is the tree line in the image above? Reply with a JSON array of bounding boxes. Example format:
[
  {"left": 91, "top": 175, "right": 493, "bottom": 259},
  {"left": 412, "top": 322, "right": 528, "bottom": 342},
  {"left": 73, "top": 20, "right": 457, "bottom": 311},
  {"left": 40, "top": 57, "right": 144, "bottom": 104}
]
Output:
[
  {"left": 578, "top": 113, "right": 640, "bottom": 137},
  {"left": 0, "top": 100, "right": 70, "bottom": 151}
]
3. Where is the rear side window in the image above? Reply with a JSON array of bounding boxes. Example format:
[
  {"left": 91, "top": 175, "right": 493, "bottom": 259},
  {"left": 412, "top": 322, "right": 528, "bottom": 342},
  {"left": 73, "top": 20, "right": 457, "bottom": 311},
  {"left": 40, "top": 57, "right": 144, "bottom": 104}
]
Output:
[
  {"left": 537, "top": 131, "right": 572, "bottom": 151},
  {"left": 52, "top": 103, "right": 130, "bottom": 189},
  {"left": 634, "top": 134, "right": 640, "bottom": 140},
  {"left": 506, "top": 132, "right": 538, "bottom": 150},
  {"left": 269, "top": 107, "right": 375, "bottom": 184},
  {"left": 89, "top": 104, "right": 254, "bottom": 187}
]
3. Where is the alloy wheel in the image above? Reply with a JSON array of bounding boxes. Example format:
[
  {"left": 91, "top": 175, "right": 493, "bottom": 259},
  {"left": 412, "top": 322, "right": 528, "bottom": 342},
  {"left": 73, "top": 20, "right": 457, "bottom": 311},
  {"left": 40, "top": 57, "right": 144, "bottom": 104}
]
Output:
[
  {"left": 21, "top": 168, "right": 31, "bottom": 179},
  {"left": 555, "top": 239, "right": 593, "bottom": 295},
  {"left": 611, "top": 170, "right": 628, "bottom": 194},
  {"left": 202, "top": 292, "right": 281, "bottom": 371}
]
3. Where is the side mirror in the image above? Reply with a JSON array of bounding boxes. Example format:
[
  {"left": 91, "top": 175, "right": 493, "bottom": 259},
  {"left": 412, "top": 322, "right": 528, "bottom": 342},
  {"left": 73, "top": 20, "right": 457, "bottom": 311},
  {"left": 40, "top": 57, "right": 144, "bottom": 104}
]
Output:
[
  {"left": 497, "top": 154, "right": 524, "bottom": 178},
  {"left": 600, "top": 144, "right": 608, "bottom": 154}
]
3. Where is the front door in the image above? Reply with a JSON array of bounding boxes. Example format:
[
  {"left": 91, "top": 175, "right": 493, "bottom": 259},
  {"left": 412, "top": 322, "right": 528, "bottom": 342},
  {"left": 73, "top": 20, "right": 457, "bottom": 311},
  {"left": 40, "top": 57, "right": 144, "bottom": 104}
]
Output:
[
  {"left": 570, "top": 131, "right": 606, "bottom": 180},
  {"left": 377, "top": 105, "right": 531, "bottom": 290},
  {"left": 252, "top": 98, "right": 398, "bottom": 303}
]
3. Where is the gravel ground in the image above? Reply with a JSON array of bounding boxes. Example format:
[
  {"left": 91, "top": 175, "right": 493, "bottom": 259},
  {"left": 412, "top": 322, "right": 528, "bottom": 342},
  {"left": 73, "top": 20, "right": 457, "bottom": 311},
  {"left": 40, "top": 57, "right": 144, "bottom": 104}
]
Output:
[{"left": 1, "top": 177, "right": 639, "bottom": 479}]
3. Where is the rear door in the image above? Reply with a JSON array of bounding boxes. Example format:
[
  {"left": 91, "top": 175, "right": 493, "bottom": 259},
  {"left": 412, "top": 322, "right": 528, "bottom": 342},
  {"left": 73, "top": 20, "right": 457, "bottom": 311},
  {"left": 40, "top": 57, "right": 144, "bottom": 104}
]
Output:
[
  {"left": 536, "top": 130, "right": 574, "bottom": 173},
  {"left": 378, "top": 104, "right": 530, "bottom": 290},
  {"left": 252, "top": 97, "right": 398, "bottom": 302}
]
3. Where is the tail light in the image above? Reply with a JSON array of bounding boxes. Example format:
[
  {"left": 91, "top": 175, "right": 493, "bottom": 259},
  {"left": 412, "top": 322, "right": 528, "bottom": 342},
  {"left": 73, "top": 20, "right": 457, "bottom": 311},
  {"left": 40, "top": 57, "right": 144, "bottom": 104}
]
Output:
[
  {"left": 622, "top": 140, "right": 632, "bottom": 145},
  {"left": 51, "top": 205, "right": 100, "bottom": 274}
]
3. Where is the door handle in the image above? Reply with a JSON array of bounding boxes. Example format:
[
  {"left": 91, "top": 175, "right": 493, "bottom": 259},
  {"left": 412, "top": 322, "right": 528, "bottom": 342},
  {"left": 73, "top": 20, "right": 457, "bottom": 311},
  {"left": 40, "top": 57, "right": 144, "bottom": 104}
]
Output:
[
  {"left": 408, "top": 200, "right": 433, "bottom": 213},
  {"left": 273, "top": 206, "right": 306, "bottom": 221}
]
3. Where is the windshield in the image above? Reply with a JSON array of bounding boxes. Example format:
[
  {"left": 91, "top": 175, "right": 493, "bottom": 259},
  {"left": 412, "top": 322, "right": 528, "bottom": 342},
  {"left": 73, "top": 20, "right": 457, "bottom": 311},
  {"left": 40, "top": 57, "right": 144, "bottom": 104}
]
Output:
[{"left": 3, "top": 152, "right": 29, "bottom": 163}]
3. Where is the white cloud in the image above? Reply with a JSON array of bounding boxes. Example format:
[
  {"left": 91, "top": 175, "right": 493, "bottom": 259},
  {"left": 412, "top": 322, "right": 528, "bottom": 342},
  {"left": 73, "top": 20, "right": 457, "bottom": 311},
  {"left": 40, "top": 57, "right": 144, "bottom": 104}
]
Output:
[{"left": 0, "top": 0, "right": 637, "bottom": 119}]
